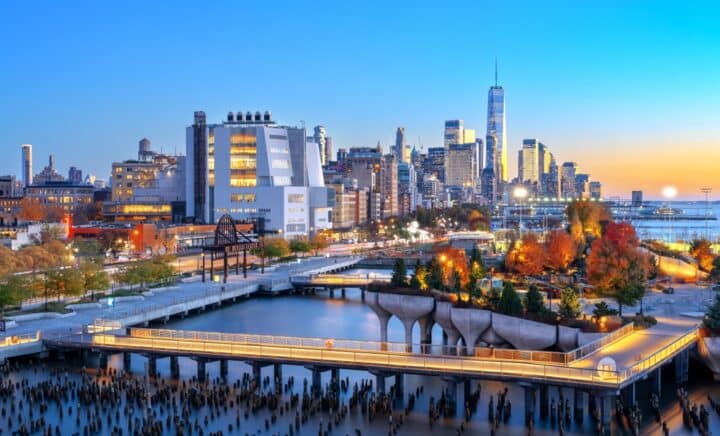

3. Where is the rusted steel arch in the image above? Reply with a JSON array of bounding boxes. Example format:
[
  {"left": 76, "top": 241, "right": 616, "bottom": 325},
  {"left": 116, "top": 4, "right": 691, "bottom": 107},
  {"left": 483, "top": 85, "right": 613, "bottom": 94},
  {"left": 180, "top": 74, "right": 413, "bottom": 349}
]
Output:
[{"left": 214, "top": 214, "right": 239, "bottom": 246}]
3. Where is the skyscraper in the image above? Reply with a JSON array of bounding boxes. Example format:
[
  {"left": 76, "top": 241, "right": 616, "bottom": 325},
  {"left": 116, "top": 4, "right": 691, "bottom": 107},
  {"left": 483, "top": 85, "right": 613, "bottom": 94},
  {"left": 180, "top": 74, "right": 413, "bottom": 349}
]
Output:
[
  {"left": 313, "top": 125, "right": 327, "bottom": 166},
  {"left": 446, "top": 143, "right": 478, "bottom": 189},
  {"left": 21, "top": 144, "right": 32, "bottom": 187},
  {"left": 561, "top": 162, "right": 578, "bottom": 199},
  {"left": 394, "top": 127, "right": 410, "bottom": 163},
  {"left": 486, "top": 62, "right": 507, "bottom": 182},
  {"left": 443, "top": 120, "right": 464, "bottom": 148},
  {"left": 518, "top": 139, "right": 539, "bottom": 184},
  {"left": 68, "top": 166, "right": 83, "bottom": 184},
  {"left": 325, "top": 137, "right": 333, "bottom": 165}
]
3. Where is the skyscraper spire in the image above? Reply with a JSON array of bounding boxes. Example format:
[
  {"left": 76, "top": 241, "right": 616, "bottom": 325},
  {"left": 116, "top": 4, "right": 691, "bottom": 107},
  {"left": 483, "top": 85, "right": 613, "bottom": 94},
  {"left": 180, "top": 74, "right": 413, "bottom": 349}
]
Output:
[{"left": 494, "top": 57, "right": 498, "bottom": 87}]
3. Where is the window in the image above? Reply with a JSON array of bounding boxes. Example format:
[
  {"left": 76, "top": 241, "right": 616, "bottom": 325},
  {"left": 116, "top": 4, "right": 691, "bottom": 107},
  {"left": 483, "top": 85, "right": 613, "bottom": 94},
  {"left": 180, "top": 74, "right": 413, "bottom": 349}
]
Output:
[
  {"left": 269, "top": 134, "right": 287, "bottom": 140},
  {"left": 287, "top": 193, "right": 305, "bottom": 203},
  {"left": 274, "top": 176, "right": 291, "bottom": 186},
  {"left": 271, "top": 159, "right": 290, "bottom": 169},
  {"left": 270, "top": 146, "right": 289, "bottom": 154},
  {"left": 231, "top": 193, "right": 256, "bottom": 203}
]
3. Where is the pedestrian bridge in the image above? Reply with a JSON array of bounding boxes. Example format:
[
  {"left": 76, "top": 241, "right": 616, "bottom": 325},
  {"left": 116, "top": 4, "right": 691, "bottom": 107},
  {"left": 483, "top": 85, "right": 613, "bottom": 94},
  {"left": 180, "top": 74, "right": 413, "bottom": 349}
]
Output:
[
  {"left": 290, "top": 273, "right": 390, "bottom": 288},
  {"left": 44, "top": 324, "right": 698, "bottom": 391}
]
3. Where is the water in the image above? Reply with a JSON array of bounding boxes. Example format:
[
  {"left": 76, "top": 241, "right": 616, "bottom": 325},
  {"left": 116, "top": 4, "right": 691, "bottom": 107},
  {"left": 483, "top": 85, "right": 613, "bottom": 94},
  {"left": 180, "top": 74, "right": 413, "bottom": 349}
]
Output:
[
  {"left": 8, "top": 283, "right": 720, "bottom": 435},
  {"left": 628, "top": 201, "right": 720, "bottom": 243}
]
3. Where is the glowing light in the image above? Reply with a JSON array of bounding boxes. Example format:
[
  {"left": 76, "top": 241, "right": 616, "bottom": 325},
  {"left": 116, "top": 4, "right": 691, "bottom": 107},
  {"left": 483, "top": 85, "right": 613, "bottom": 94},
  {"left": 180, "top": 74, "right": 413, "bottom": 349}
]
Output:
[
  {"left": 662, "top": 186, "right": 678, "bottom": 199},
  {"left": 513, "top": 186, "right": 528, "bottom": 199}
]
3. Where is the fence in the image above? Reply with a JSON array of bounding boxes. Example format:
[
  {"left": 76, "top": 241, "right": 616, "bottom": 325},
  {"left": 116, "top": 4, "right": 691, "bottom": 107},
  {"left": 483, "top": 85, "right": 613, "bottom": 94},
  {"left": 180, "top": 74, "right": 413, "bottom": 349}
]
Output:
[{"left": 565, "top": 322, "right": 635, "bottom": 362}]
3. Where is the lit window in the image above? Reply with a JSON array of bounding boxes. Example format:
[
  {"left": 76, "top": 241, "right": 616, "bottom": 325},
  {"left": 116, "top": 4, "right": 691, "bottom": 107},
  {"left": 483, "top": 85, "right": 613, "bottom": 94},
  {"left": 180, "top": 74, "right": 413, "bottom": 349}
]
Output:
[
  {"left": 287, "top": 194, "right": 305, "bottom": 203},
  {"left": 271, "top": 159, "right": 290, "bottom": 169}
]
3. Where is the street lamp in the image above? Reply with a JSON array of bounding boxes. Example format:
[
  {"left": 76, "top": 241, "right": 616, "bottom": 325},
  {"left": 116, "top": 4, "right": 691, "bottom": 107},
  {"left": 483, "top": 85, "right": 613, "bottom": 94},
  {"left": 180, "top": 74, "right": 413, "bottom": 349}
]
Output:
[
  {"left": 662, "top": 186, "right": 677, "bottom": 244},
  {"left": 513, "top": 186, "right": 528, "bottom": 238}
]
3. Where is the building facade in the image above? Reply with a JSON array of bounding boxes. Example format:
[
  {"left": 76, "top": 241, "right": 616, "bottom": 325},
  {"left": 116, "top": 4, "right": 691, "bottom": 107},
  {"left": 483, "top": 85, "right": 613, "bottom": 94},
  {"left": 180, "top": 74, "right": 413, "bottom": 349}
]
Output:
[
  {"left": 186, "top": 111, "right": 331, "bottom": 238},
  {"left": 560, "top": 162, "right": 577, "bottom": 199},
  {"left": 487, "top": 82, "right": 507, "bottom": 182},
  {"left": 443, "top": 120, "right": 463, "bottom": 148},
  {"left": 21, "top": 144, "right": 32, "bottom": 187}
]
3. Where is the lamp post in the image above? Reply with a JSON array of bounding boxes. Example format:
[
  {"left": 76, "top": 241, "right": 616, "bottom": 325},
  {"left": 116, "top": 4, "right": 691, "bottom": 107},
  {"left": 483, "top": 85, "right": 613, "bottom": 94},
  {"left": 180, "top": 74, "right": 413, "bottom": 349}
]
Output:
[
  {"left": 662, "top": 186, "right": 677, "bottom": 244},
  {"left": 513, "top": 186, "right": 528, "bottom": 239}
]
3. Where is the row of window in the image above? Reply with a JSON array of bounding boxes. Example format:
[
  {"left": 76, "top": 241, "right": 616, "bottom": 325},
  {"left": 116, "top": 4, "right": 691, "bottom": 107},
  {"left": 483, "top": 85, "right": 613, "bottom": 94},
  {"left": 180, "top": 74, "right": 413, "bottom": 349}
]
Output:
[{"left": 230, "top": 193, "right": 256, "bottom": 203}]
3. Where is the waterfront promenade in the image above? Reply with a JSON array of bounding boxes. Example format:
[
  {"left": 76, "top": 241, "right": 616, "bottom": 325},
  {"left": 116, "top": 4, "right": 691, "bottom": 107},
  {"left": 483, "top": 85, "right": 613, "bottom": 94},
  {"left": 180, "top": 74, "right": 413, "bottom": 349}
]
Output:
[{"left": 0, "top": 256, "right": 361, "bottom": 359}]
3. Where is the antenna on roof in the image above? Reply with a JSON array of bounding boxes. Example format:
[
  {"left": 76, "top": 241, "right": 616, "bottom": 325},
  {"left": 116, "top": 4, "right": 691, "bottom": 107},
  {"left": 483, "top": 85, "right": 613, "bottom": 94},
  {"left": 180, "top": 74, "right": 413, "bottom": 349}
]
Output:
[{"left": 494, "top": 57, "right": 498, "bottom": 87}]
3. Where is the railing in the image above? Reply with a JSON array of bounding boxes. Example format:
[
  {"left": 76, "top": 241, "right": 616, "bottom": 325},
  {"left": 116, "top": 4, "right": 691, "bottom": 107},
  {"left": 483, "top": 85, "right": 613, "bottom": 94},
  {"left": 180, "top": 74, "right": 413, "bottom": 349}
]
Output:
[
  {"left": 619, "top": 328, "right": 698, "bottom": 384},
  {"left": 88, "top": 331, "right": 622, "bottom": 387},
  {"left": 0, "top": 331, "right": 40, "bottom": 348},
  {"left": 565, "top": 322, "right": 635, "bottom": 362},
  {"left": 129, "top": 328, "right": 569, "bottom": 364}
]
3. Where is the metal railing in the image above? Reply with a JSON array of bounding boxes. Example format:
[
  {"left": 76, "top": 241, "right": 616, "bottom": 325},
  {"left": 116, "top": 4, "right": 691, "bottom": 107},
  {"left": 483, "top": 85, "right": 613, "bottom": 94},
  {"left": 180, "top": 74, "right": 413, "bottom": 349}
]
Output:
[
  {"left": 0, "top": 331, "right": 40, "bottom": 348},
  {"left": 86, "top": 330, "right": 621, "bottom": 387},
  {"left": 565, "top": 322, "right": 635, "bottom": 362},
  {"left": 48, "top": 326, "right": 699, "bottom": 389},
  {"left": 619, "top": 328, "right": 698, "bottom": 384}
]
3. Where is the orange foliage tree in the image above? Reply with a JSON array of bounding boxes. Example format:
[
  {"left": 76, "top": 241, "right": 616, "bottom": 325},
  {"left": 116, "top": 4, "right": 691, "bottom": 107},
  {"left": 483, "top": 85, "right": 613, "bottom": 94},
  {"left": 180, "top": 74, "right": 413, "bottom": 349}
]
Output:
[
  {"left": 690, "top": 239, "right": 715, "bottom": 272},
  {"left": 18, "top": 198, "right": 44, "bottom": 221},
  {"left": 505, "top": 233, "right": 546, "bottom": 276},
  {"left": 566, "top": 201, "right": 612, "bottom": 240},
  {"left": 544, "top": 230, "right": 576, "bottom": 271},
  {"left": 435, "top": 246, "right": 469, "bottom": 290},
  {"left": 587, "top": 222, "right": 649, "bottom": 315}
]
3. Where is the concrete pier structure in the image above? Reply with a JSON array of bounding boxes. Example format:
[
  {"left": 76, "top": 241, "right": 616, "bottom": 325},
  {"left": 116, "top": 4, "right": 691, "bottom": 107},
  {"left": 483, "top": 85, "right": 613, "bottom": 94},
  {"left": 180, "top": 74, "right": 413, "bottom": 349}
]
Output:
[
  {"left": 219, "top": 359, "right": 228, "bottom": 379},
  {"left": 170, "top": 355, "right": 179, "bottom": 378},
  {"left": 196, "top": 358, "right": 207, "bottom": 382},
  {"left": 123, "top": 351, "right": 131, "bottom": 370},
  {"left": 574, "top": 388, "right": 584, "bottom": 420}
]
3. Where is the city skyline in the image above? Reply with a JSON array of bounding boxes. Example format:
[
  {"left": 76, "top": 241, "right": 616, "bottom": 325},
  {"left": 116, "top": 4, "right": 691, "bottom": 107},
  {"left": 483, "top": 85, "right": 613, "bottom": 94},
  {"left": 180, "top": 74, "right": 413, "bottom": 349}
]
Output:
[{"left": 1, "top": 2, "right": 719, "bottom": 199}]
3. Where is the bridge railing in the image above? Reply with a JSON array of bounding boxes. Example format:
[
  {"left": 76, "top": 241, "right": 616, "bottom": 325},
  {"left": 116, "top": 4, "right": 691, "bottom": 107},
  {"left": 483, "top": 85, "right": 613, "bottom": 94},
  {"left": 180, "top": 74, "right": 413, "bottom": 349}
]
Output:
[
  {"left": 89, "top": 331, "right": 624, "bottom": 387},
  {"left": 0, "top": 331, "right": 40, "bottom": 347},
  {"left": 619, "top": 328, "right": 698, "bottom": 384},
  {"left": 565, "top": 322, "right": 635, "bottom": 363},
  {"left": 129, "top": 328, "right": 569, "bottom": 365}
]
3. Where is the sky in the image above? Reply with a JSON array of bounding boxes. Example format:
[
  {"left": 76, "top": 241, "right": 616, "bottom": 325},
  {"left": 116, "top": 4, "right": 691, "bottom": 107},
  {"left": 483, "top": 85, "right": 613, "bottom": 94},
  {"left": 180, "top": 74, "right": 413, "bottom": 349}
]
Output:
[{"left": 1, "top": 1, "right": 719, "bottom": 200}]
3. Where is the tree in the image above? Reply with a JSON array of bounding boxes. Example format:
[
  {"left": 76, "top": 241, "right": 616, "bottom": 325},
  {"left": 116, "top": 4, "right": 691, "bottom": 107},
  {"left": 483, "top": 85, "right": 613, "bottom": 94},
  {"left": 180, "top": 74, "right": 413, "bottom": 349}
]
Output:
[
  {"left": 0, "top": 275, "right": 28, "bottom": 312},
  {"left": 309, "top": 233, "right": 330, "bottom": 256},
  {"left": 690, "top": 239, "right": 715, "bottom": 272},
  {"left": 435, "top": 247, "right": 470, "bottom": 291},
  {"left": 409, "top": 266, "right": 427, "bottom": 290},
  {"left": 565, "top": 201, "right": 611, "bottom": 240},
  {"left": 289, "top": 238, "right": 312, "bottom": 257},
  {"left": 450, "top": 269, "right": 463, "bottom": 295},
  {"left": 703, "top": 294, "right": 720, "bottom": 330},
  {"left": 505, "top": 233, "right": 546, "bottom": 275},
  {"left": 0, "top": 246, "right": 25, "bottom": 275},
  {"left": 426, "top": 257, "right": 444, "bottom": 290},
  {"left": 545, "top": 230, "right": 576, "bottom": 271},
  {"left": 391, "top": 258, "right": 408, "bottom": 287},
  {"left": 592, "top": 301, "right": 618, "bottom": 319},
  {"left": 712, "top": 256, "right": 720, "bottom": 282},
  {"left": 487, "top": 287, "right": 501, "bottom": 310},
  {"left": 587, "top": 222, "right": 649, "bottom": 316},
  {"left": 525, "top": 284, "right": 545, "bottom": 314},
  {"left": 558, "top": 288, "right": 582, "bottom": 320},
  {"left": 80, "top": 259, "right": 110, "bottom": 300},
  {"left": 45, "top": 268, "right": 84, "bottom": 302},
  {"left": 18, "top": 198, "right": 44, "bottom": 221},
  {"left": 254, "top": 237, "right": 291, "bottom": 263},
  {"left": 498, "top": 281, "right": 523, "bottom": 316}
]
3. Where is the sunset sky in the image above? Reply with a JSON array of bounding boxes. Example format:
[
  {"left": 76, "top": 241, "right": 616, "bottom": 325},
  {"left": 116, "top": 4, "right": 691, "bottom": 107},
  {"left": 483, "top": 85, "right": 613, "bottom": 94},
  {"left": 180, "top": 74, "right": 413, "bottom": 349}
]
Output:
[{"left": 1, "top": 1, "right": 718, "bottom": 199}]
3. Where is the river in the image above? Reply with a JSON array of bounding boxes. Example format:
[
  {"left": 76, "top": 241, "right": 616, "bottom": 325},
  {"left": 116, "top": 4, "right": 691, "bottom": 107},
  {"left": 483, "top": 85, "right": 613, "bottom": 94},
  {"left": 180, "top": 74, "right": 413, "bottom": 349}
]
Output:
[{"left": 6, "top": 272, "right": 720, "bottom": 435}]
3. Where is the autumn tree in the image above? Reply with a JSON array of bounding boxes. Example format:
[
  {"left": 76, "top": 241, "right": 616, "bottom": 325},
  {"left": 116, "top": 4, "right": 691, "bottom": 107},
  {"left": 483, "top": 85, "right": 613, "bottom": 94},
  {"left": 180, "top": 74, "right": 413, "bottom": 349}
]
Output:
[
  {"left": 435, "top": 247, "right": 469, "bottom": 291},
  {"left": 505, "top": 233, "right": 545, "bottom": 276},
  {"left": 587, "top": 222, "right": 649, "bottom": 316},
  {"left": 79, "top": 259, "right": 110, "bottom": 300},
  {"left": 409, "top": 266, "right": 428, "bottom": 291},
  {"left": 18, "top": 198, "right": 44, "bottom": 221},
  {"left": 426, "top": 257, "right": 444, "bottom": 290},
  {"left": 545, "top": 230, "right": 576, "bottom": 271},
  {"left": 254, "top": 237, "right": 291, "bottom": 263},
  {"left": 566, "top": 201, "right": 612, "bottom": 239},
  {"left": 309, "top": 233, "right": 330, "bottom": 255},
  {"left": 690, "top": 239, "right": 715, "bottom": 272}
]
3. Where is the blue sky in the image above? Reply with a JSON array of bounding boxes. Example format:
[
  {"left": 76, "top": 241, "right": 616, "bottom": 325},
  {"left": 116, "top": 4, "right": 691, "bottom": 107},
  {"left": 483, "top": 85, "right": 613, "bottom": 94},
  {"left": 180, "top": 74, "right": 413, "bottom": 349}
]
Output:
[{"left": 1, "top": 1, "right": 719, "bottom": 198}]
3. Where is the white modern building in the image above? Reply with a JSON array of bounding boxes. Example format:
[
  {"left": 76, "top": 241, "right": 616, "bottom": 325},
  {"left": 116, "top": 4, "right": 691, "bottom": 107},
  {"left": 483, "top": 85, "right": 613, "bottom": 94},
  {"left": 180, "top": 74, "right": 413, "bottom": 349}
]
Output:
[{"left": 186, "top": 111, "right": 331, "bottom": 238}]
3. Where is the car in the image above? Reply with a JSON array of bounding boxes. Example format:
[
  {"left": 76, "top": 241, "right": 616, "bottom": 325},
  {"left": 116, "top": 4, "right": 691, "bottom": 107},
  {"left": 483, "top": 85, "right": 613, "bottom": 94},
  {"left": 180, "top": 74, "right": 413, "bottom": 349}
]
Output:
[
  {"left": 662, "top": 287, "right": 675, "bottom": 294},
  {"left": 713, "top": 284, "right": 720, "bottom": 292}
]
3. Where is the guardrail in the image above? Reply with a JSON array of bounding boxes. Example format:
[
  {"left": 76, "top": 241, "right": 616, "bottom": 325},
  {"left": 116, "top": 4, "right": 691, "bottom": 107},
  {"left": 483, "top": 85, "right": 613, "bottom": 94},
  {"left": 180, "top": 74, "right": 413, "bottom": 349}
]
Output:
[
  {"left": 0, "top": 331, "right": 40, "bottom": 348},
  {"left": 620, "top": 328, "right": 698, "bottom": 384},
  {"left": 130, "top": 328, "right": 571, "bottom": 365},
  {"left": 565, "top": 322, "right": 635, "bottom": 363},
  {"left": 87, "top": 330, "right": 621, "bottom": 388}
]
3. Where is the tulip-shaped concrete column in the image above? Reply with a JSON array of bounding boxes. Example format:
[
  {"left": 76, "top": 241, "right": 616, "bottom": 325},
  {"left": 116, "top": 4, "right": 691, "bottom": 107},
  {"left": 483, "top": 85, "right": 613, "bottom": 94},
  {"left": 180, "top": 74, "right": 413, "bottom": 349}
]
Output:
[
  {"left": 434, "top": 301, "right": 461, "bottom": 355},
  {"left": 378, "top": 292, "right": 434, "bottom": 351},
  {"left": 450, "top": 307, "right": 491, "bottom": 355},
  {"left": 366, "top": 292, "right": 392, "bottom": 344}
]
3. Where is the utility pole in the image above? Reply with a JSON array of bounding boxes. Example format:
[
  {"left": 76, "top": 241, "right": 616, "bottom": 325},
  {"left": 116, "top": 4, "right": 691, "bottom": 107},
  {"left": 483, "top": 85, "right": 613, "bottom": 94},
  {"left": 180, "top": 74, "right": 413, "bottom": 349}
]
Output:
[{"left": 701, "top": 187, "right": 712, "bottom": 240}]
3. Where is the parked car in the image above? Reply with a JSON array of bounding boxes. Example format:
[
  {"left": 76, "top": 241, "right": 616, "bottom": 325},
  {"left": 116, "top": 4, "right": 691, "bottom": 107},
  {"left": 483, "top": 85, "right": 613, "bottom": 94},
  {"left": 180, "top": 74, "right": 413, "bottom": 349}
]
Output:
[{"left": 662, "top": 286, "right": 675, "bottom": 294}]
